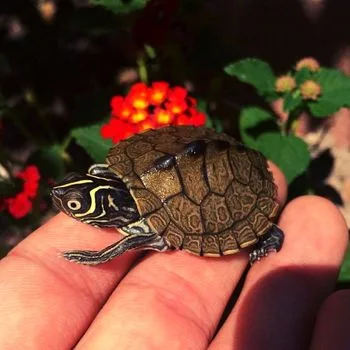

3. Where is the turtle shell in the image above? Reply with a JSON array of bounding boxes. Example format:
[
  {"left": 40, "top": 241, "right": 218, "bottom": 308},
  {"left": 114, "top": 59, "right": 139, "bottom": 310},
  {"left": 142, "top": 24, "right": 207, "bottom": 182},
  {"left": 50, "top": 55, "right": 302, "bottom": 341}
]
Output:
[{"left": 106, "top": 125, "right": 280, "bottom": 257}]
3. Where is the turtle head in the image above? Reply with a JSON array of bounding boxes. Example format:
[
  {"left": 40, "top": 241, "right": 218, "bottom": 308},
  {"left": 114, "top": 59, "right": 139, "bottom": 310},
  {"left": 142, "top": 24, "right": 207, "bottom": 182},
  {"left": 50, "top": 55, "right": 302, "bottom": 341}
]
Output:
[{"left": 51, "top": 165, "right": 139, "bottom": 228}]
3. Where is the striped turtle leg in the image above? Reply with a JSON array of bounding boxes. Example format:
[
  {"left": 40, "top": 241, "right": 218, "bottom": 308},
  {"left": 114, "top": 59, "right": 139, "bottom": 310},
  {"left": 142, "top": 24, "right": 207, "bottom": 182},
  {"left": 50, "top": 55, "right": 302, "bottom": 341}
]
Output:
[
  {"left": 62, "top": 233, "right": 169, "bottom": 265},
  {"left": 62, "top": 218, "right": 170, "bottom": 265},
  {"left": 249, "top": 224, "right": 284, "bottom": 264}
]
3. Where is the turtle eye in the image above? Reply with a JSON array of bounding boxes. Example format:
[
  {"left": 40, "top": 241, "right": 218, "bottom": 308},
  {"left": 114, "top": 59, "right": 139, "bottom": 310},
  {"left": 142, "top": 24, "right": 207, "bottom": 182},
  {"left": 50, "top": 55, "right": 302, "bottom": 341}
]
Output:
[{"left": 67, "top": 200, "right": 82, "bottom": 211}]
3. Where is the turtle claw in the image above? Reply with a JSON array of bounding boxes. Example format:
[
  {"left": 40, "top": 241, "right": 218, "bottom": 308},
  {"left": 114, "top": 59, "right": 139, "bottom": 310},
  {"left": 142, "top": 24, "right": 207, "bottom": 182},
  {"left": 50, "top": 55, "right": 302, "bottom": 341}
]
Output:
[{"left": 249, "top": 225, "right": 284, "bottom": 265}]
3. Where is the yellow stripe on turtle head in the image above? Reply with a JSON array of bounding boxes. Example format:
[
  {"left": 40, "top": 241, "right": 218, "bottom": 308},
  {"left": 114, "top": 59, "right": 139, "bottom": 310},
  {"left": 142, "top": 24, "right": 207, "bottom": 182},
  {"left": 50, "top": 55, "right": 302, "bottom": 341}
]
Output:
[{"left": 74, "top": 185, "right": 112, "bottom": 218}]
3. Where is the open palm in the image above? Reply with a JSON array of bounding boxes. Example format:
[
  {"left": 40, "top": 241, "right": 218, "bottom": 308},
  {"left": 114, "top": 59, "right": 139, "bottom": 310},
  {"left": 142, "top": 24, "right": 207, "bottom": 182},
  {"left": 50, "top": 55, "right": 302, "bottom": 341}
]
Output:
[{"left": 0, "top": 164, "right": 348, "bottom": 350}]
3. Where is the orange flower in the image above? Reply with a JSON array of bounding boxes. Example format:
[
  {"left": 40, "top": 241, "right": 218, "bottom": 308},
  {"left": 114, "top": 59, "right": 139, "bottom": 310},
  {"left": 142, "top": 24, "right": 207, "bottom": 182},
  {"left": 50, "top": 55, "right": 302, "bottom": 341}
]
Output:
[
  {"left": 168, "top": 86, "right": 187, "bottom": 102},
  {"left": 148, "top": 82, "right": 169, "bottom": 105},
  {"left": 110, "top": 96, "right": 134, "bottom": 120},
  {"left": 138, "top": 119, "right": 157, "bottom": 132},
  {"left": 127, "top": 82, "right": 149, "bottom": 109},
  {"left": 153, "top": 108, "right": 175, "bottom": 125},
  {"left": 129, "top": 109, "right": 148, "bottom": 123},
  {"left": 101, "top": 81, "right": 206, "bottom": 143},
  {"left": 166, "top": 100, "right": 187, "bottom": 114},
  {"left": 178, "top": 109, "right": 206, "bottom": 126},
  {"left": 101, "top": 118, "right": 137, "bottom": 143}
]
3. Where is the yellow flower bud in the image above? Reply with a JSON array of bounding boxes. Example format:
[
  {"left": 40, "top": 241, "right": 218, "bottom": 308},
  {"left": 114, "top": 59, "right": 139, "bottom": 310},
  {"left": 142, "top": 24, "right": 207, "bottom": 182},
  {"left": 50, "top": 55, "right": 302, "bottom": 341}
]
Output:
[
  {"left": 300, "top": 80, "right": 322, "bottom": 100},
  {"left": 275, "top": 75, "right": 297, "bottom": 93},
  {"left": 295, "top": 57, "right": 320, "bottom": 72}
]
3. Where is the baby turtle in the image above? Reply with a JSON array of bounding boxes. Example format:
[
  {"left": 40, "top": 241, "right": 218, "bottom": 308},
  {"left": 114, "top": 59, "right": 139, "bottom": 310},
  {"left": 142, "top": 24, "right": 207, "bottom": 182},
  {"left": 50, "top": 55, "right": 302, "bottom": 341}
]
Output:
[{"left": 51, "top": 125, "right": 284, "bottom": 265}]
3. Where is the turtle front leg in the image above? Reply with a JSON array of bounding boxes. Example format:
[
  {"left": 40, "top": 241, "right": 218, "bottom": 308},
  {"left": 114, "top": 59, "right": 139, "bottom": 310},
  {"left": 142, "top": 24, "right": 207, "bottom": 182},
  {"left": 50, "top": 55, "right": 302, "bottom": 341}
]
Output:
[
  {"left": 62, "top": 234, "right": 169, "bottom": 265},
  {"left": 249, "top": 225, "right": 284, "bottom": 265}
]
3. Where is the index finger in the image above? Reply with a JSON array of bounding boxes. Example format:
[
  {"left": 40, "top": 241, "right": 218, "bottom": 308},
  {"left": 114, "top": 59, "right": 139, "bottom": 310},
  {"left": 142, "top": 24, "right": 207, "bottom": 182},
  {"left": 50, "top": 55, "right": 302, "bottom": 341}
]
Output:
[{"left": 0, "top": 214, "right": 140, "bottom": 349}]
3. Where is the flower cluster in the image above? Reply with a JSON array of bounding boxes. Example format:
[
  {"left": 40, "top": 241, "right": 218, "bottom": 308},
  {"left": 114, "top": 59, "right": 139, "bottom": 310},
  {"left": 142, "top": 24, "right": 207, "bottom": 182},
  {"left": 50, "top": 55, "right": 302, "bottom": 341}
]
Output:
[
  {"left": 300, "top": 80, "right": 322, "bottom": 100},
  {"left": 101, "top": 82, "right": 206, "bottom": 143},
  {"left": 1, "top": 165, "right": 40, "bottom": 219},
  {"left": 275, "top": 75, "right": 296, "bottom": 93},
  {"left": 275, "top": 57, "right": 322, "bottom": 100},
  {"left": 295, "top": 57, "right": 320, "bottom": 72}
]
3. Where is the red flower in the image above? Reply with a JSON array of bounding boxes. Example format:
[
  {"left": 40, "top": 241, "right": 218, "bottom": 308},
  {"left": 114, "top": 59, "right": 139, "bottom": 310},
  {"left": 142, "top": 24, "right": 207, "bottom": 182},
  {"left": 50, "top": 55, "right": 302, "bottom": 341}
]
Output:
[
  {"left": 168, "top": 86, "right": 187, "bottom": 101},
  {"left": 0, "top": 165, "right": 41, "bottom": 219},
  {"left": 101, "top": 81, "right": 207, "bottom": 143},
  {"left": 165, "top": 100, "right": 187, "bottom": 114},
  {"left": 7, "top": 193, "right": 33, "bottom": 219},
  {"left": 153, "top": 107, "right": 175, "bottom": 125},
  {"left": 17, "top": 165, "right": 40, "bottom": 183},
  {"left": 23, "top": 180, "right": 39, "bottom": 199},
  {"left": 110, "top": 96, "right": 134, "bottom": 120},
  {"left": 138, "top": 119, "right": 157, "bottom": 132},
  {"left": 127, "top": 82, "right": 149, "bottom": 110},
  {"left": 148, "top": 82, "right": 169, "bottom": 105},
  {"left": 101, "top": 118, "right": 137, "bottom": 143},
  {"left": 129, "top": 109, "right": 148, "bottom": 123}
]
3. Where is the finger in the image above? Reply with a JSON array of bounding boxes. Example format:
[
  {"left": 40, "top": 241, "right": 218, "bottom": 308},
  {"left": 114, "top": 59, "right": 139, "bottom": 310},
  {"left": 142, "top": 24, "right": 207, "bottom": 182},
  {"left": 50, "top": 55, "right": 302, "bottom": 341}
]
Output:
[
  {"left": 74, "top": 164, "right": 287, "bottom": 350},
  {"left": 310, "top": 289, "right": 350, "bottom": 350},
  {"left": 0, "top": 213, "right": 140, "bottom": 349},
  {"left": 210, "top": 196, "right": 348, "bottom": 350}
]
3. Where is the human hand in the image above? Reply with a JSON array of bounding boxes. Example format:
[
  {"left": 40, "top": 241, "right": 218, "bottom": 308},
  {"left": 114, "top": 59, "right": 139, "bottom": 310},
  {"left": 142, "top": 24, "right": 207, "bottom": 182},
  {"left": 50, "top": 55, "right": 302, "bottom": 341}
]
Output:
[{"left": 0, "top": 164, "right": 348, "bottom": 350}]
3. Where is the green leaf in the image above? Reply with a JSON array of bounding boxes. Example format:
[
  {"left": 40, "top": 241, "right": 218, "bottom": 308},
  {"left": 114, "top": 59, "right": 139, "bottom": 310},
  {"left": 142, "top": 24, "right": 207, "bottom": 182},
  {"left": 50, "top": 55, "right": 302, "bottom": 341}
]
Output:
[
  {"left": 338, "top": 245, "right": 350, "bottom": 282},
  {"left": 309, "top": 68, "right": 350, "bottom": 117},
  {"left": 144, "top": 45, "right": 156, "bottom": 59},
  {"left": 308, "top": 100, "right": 340, "bottom": 117},
  {"left": 89, "top": 0, "right": 148, "bottom": 14},
  {"left": 239, "top": 107, "right": 278, "bottom": 149},
  {"left": 283, "top": 91, "right": 303, "bottom": 113},
  {"left": 224, "top": 58, "right": 276, "bottom": 96},
  {"left": 256, "top": 132, "right": 310, "bottom": 183},
  {"left": 72, "top": 124, "right": 113, "bottom": 163},
  {"left": 28, "top": 145, "right": 65, "bottom": 180},
  {"left": 294, "top": 68, "right": 313, "bottom": 85}
]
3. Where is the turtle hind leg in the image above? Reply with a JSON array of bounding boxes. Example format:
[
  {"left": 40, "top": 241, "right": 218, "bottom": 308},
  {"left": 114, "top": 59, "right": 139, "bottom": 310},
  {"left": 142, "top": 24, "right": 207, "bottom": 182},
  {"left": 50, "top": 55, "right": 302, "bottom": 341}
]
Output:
[
  {"left": 62, "top": 234, "right": 169, "bottom": 265},
  {"left": 249, "top": 224, "right": 284, "bottom": 265}
]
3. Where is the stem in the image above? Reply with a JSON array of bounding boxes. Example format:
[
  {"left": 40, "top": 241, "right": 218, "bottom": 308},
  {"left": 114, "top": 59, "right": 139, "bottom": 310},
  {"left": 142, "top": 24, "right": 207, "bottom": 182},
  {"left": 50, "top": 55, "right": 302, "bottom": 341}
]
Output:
[
  {"left": 285, "top": 109, "right": 300, "bottom": 135},
  {"left": 60, "top": 133, "right": 73, "bottom": 153},
  {"left": 137, "top": 52, "right": 148, "bottom": 84},
  {"left": 60, "top": 134, "right": 73, "bottom": 165}
]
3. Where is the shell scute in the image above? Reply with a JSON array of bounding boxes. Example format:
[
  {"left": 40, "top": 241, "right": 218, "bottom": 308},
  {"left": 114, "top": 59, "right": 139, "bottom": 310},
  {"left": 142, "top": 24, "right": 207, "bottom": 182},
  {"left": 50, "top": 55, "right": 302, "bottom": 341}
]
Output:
[
  {"left": 165, "top": 194, "right": 203, "bottom": 234},
  {"left": 201, "top": 193, "right": 233, "bottom": 233},
  {"left": 202, "top": 235, "right": 221, "bottom": 256},
  {"left": 182, "top": 235, "right": 202, "bottom": 255},
  {"left": 206, "top": 143, "right": 233, "bottom": 195},
  {"left": 107, "top": 126, "right": 280, "bottom": 256},
  {"left": 177, "top": 151, "right": 209, "bottom": 205}
]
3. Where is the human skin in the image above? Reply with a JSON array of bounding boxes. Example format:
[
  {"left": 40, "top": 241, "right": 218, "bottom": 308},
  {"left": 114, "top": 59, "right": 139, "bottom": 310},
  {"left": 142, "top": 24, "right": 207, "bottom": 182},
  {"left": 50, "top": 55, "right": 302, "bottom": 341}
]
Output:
[{"left": 0, "top": 164, "right": 348, "bottom": 350}]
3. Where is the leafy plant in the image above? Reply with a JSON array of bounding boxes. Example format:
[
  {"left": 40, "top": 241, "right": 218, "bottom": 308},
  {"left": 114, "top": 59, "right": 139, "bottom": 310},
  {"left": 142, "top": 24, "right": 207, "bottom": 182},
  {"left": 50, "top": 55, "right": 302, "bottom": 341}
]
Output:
[{"left": 224, "top": 57, "right": 350, "bottom": 184}]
